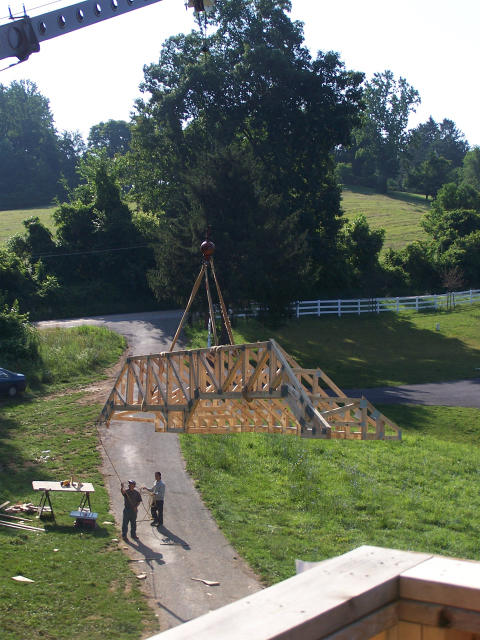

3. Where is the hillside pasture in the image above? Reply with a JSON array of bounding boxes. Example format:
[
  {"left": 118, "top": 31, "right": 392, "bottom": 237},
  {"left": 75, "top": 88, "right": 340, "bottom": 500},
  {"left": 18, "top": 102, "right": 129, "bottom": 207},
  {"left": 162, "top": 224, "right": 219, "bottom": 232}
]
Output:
[
  {"left": 341, "top": 187, "right": 429, "bottom": 253},
  {"left": 0, "top": 205, "right": 56, "bottom": 244}
]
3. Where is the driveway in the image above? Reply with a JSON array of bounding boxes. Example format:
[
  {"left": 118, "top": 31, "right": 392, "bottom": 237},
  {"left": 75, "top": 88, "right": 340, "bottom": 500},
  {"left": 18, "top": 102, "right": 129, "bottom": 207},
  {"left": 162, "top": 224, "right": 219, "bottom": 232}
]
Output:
[{"left": 341, "top": 379, "right": 480, "bottom": 408}]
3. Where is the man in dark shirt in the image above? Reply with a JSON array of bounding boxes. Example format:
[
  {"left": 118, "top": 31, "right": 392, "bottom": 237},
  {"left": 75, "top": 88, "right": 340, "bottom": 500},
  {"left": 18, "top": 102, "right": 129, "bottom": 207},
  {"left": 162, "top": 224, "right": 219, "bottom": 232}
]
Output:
[{"left": 121, "top": 479, "right": 142, "bottom": 540}]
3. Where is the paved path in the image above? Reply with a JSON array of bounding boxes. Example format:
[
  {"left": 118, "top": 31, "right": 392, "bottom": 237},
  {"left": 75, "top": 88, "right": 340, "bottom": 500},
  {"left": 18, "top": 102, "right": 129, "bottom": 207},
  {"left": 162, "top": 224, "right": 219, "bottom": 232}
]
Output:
[{"left": 341, "top": 378, "right": 480, "bottom": 409}]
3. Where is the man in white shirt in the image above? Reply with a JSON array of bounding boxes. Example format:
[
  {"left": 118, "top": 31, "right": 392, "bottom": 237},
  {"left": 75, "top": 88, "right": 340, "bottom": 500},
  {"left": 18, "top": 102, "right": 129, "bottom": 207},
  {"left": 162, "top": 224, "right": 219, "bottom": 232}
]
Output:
[{"left": 143, "top": 471, "right": 165, "bottom": 527}]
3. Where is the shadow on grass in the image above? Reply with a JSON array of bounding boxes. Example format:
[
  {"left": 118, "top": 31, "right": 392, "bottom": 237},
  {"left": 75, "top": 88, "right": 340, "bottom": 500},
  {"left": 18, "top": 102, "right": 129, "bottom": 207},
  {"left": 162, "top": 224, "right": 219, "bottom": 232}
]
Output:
[
  {"left": 343, "top": 185, "right": 429, "bottom": 206},
  {"left": 0, "top": 400, "right": 53, "bottom": 501},
  {"left": 42, "top": 523, "right": 111, "bottom": 537},
  {"left": 234, "top": 311, "right": 480, "bottom": 388},
  {"left": 375, "top": 404, "right": 480, "bottom": 446}
]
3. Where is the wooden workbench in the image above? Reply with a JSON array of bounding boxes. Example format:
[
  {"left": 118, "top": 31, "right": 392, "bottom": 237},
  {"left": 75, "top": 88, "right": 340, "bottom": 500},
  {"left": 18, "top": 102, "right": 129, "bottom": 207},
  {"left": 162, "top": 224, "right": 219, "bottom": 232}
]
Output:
[{"left": 32, "top": 481, "right": 95, "bottom": 522}]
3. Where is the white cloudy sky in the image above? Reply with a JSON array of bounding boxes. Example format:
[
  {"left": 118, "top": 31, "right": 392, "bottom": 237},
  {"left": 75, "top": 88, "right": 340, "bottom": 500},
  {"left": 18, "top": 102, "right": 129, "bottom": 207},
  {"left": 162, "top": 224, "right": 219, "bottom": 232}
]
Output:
[{"left": 1, "top": 0, "right": 479, "bottom": 145}]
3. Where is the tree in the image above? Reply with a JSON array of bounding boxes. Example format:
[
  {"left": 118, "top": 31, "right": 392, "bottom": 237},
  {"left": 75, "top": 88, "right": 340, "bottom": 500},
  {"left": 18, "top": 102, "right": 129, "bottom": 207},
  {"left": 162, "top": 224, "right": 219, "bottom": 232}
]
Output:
[
  {"left": 407, "top": 117, "right": 468, "bottom": 169},
  {"left": 383, "top": 241, "right": 439, "bottom": 293},
  {"left": 337, "top": 71, "right": 420, "bottom": 191},
  {"left": 462, "top": 147, "right": 480, "bottom": 191},
  {"left": 0, "top": 299, "right": 39, "bottom": 367},
  {"left": 341, "top": 214, "right": 385, "bottom": 293},
  {"left": 419, "top": 183, "right": 480, "bottom": 287},
  {"left": 57, "top": 130, "right": 86, "bottom": 191},
  {"left": 6, "top": 216, "right": 57, "bottom": 262},
  {"left": 0, "top": 80, "right": 62, "bottom": 209},
  {"left": 406, "top": 152, "right": 452, "bottom": 200},
  {"left": 130, "top": 0, "right": 364, "bottom": 322},
  {"left": 87, "top": 120, "right": 132, "bottom": 157},
  {"left": 53, "top": 151, "right": 151, "bottom": 285}
]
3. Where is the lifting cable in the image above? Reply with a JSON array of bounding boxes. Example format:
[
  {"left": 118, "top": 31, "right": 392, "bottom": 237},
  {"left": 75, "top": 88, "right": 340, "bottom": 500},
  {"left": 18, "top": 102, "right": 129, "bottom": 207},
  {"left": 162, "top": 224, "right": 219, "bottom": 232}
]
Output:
[{"left": 95, "top": 424, "right": 153, "bottom": 523}]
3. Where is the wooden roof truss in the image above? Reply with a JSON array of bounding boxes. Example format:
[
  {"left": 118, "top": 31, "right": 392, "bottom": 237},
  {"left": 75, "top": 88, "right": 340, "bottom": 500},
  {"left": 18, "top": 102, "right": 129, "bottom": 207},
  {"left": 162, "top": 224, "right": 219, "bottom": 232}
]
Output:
[{"left": 97, "top": 339, "right": 401, "bottom": 440}]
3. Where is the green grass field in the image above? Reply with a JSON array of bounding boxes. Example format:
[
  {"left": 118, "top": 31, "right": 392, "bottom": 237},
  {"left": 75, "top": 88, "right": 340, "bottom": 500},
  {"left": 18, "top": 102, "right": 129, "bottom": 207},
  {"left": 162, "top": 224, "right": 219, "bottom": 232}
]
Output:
[
  {"left": 0, "top": 205, "right": 56, "bottom": 244},
  {"left": 180, "top": 406, "right": 480, "bottom": 584},
  {"left": 341, "top": 186, "right": 429, "bottom": 253},
  {"left": 180, "top": 304, "right": 480, "bottom": 584}
]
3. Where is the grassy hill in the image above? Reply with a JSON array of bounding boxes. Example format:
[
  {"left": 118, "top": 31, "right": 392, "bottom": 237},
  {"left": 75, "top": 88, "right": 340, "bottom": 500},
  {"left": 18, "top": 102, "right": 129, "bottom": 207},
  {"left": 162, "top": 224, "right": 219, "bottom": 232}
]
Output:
[
  {"left": 0, "top": 205, "right": 56, "bottom": 244},
  {"left": 341, "top": 186, "right": 430, "bottom": 253},
  {"left": 1, "top": 189, "right": 429, "bottom": 253}
]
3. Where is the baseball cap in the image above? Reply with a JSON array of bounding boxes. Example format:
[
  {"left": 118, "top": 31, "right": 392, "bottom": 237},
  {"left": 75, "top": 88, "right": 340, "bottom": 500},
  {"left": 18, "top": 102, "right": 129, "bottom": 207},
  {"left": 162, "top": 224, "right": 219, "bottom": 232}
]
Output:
[{"left": 128, "top": 479, "right": 136, "bottom": 485}]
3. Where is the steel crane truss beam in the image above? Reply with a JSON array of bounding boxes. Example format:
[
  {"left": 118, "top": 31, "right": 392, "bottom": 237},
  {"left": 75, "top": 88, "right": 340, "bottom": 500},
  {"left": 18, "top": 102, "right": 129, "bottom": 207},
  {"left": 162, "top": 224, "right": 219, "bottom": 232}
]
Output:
[
  {"left": 97, "top": 340, "right": 401, "bottom": 440},
  {"left": 0, "top": 0, "right": 166, "bottom": 62}
]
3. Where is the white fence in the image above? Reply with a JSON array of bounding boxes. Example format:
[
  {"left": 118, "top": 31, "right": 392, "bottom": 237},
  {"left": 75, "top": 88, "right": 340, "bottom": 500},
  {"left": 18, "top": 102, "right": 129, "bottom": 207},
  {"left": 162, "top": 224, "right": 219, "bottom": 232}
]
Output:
[{"left": 294, "top": 289, "right": 480, "bottom": 318}]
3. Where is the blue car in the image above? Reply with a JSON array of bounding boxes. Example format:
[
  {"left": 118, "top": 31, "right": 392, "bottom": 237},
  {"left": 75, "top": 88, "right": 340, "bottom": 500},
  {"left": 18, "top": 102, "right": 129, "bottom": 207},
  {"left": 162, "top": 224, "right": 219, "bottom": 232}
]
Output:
[{"left": 0, "top": 368, "right": 27, "bottom": 397}]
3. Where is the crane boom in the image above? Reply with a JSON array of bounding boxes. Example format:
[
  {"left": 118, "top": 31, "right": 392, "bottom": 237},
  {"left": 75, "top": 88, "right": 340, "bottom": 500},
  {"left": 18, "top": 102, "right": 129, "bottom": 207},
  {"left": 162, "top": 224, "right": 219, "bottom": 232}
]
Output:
[{"left": 0, "top": 0, "right": 165, "bottom": 63}]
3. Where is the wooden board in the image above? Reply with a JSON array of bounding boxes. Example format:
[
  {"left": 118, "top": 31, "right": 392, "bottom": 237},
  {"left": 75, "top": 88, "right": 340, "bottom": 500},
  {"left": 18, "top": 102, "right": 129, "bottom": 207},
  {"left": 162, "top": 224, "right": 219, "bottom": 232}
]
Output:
[
  {"left": 32, "top": 481, "right": 94, "bottom": 493},
  {"left": 400, "top": 556, "right": 480, "bottom": 611},
  {"left": 148, "top": 546, "right": 431, "bottom": 640}
]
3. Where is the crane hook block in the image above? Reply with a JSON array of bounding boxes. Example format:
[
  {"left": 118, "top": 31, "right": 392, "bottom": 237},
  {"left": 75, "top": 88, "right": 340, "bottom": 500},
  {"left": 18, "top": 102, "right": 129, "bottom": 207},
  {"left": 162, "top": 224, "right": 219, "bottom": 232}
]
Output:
[
  {"left": 201, "top": 226, "right": 215, "bottom": 263},
  {"left": 188, "top": 0, "right": 215, "bottom": 14}
]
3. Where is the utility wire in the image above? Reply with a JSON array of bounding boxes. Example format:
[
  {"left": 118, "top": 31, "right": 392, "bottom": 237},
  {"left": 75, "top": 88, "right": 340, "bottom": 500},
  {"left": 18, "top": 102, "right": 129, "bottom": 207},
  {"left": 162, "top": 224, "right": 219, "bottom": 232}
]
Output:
[
  {"left": 28, "top": 243, "right": 152, "bottom": 260},
  {"left": 1, "top": 0, "right": 64, "bottom": 21}
]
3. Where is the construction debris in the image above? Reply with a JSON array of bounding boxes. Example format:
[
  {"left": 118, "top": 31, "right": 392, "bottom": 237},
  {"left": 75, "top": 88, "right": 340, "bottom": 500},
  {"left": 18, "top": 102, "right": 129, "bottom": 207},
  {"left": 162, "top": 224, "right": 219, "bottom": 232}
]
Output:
[
  {"left": 1, "top": 513, "right": 34, "bottom": 522},
  {"left": 191, "top": 578, "right": 220, "bottom": 586},
  {"left": 0, "top": 520, "right": 45, "bottom": 532},
  {"left": 5, "top": 502, "right": 39, "bottom": 515},
  {"left": 12, "top": 576, "right": 35, "bottom": 582}
]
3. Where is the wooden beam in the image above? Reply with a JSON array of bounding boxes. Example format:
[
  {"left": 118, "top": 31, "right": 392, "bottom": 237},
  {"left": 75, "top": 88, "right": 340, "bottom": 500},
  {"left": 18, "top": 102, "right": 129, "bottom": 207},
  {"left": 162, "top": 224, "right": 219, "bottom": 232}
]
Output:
[
  {"left": 400, "top": 556, "right": 480, "bottom": 611},
  {"left": 149, "top": 546, "right": 431, "bottom": 640}
]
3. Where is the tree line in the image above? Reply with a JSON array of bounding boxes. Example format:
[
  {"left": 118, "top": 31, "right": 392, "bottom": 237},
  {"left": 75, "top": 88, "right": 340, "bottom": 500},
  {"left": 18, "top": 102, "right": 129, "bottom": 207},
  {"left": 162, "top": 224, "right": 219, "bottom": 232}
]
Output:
[{"left": 0, "top": 0, "right": 479, "bottom": 327}]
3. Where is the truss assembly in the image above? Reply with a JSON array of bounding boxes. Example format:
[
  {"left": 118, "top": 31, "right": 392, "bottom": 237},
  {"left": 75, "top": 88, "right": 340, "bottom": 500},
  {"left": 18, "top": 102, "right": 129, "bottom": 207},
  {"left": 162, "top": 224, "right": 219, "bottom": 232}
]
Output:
[{"left": 97, "top": 339, "right": 401, "bottom": 440}]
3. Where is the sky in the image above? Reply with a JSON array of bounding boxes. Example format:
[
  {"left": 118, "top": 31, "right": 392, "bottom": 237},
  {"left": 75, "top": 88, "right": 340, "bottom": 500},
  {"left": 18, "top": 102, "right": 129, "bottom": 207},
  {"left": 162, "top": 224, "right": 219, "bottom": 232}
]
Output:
[{"left": 1, "top": 0, "right": 479, "bottom": 146}]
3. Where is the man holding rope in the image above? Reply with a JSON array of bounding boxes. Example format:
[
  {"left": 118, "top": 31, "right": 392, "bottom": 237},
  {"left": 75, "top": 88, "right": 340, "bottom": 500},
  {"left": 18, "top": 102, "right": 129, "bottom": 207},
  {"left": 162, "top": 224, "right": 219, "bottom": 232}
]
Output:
[
  {"left": 143, "top": 471, "right": 165, "bottom": 527},
  {"left": 121, "top": 479, "right": 142, "bottom": 540}
]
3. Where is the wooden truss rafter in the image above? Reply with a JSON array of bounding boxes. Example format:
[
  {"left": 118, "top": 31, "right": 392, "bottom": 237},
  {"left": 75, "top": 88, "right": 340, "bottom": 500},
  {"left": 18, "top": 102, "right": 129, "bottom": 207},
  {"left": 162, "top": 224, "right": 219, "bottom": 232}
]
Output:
[{"left": 97, "top": 340, "right": 401, "bottom": 440}]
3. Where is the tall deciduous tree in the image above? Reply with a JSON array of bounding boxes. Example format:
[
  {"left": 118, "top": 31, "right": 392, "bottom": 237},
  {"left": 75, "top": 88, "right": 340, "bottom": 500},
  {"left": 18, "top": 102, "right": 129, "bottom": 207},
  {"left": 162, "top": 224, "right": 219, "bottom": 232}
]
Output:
[
  {"left": 0, "top": 81, "right": 85, "bottom": 209},
  {"left": 130, "top": 0, "right": 364, "bottom": 322},
  {"left": 87, "top": 120, "right": 132, "bottom": 157},
  {"left": 406, "top": 152, "right": 452, "bottom": 201},
  {"left": 0, "top": 80, "right": 61, "bottom": 208},
  {"left": 337, "top": 71, "right": 420, "bottom": 191},
  {"left": 462, "top": 147, "right": 480, "bottom": 191},
  {"left": 406, "top": 117, "right": 468, "bottom": 169}
]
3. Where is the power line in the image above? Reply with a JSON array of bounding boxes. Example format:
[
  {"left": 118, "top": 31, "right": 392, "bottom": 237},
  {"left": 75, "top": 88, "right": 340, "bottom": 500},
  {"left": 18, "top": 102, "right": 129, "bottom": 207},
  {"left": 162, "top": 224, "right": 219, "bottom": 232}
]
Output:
[
  {"left": 1, "top": 0, "right": 64, "bottom": 21},
  {"left": 29, "top": 243, "right": 152, "bottom": 259}
]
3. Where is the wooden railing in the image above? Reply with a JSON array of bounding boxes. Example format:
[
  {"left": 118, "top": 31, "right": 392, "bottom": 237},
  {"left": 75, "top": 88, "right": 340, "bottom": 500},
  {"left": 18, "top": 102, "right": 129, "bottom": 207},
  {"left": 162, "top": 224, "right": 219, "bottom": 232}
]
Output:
[{"left": 145, "top": 545, "right": 480, "bottom": 640}]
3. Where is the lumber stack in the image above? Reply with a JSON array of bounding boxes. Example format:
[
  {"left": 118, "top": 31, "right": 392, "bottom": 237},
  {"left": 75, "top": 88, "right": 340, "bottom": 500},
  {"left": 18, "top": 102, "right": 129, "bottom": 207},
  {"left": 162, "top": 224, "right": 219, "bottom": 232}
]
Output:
[{"left": 97, "top": 340, "right": 400, "bottom": 440}]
